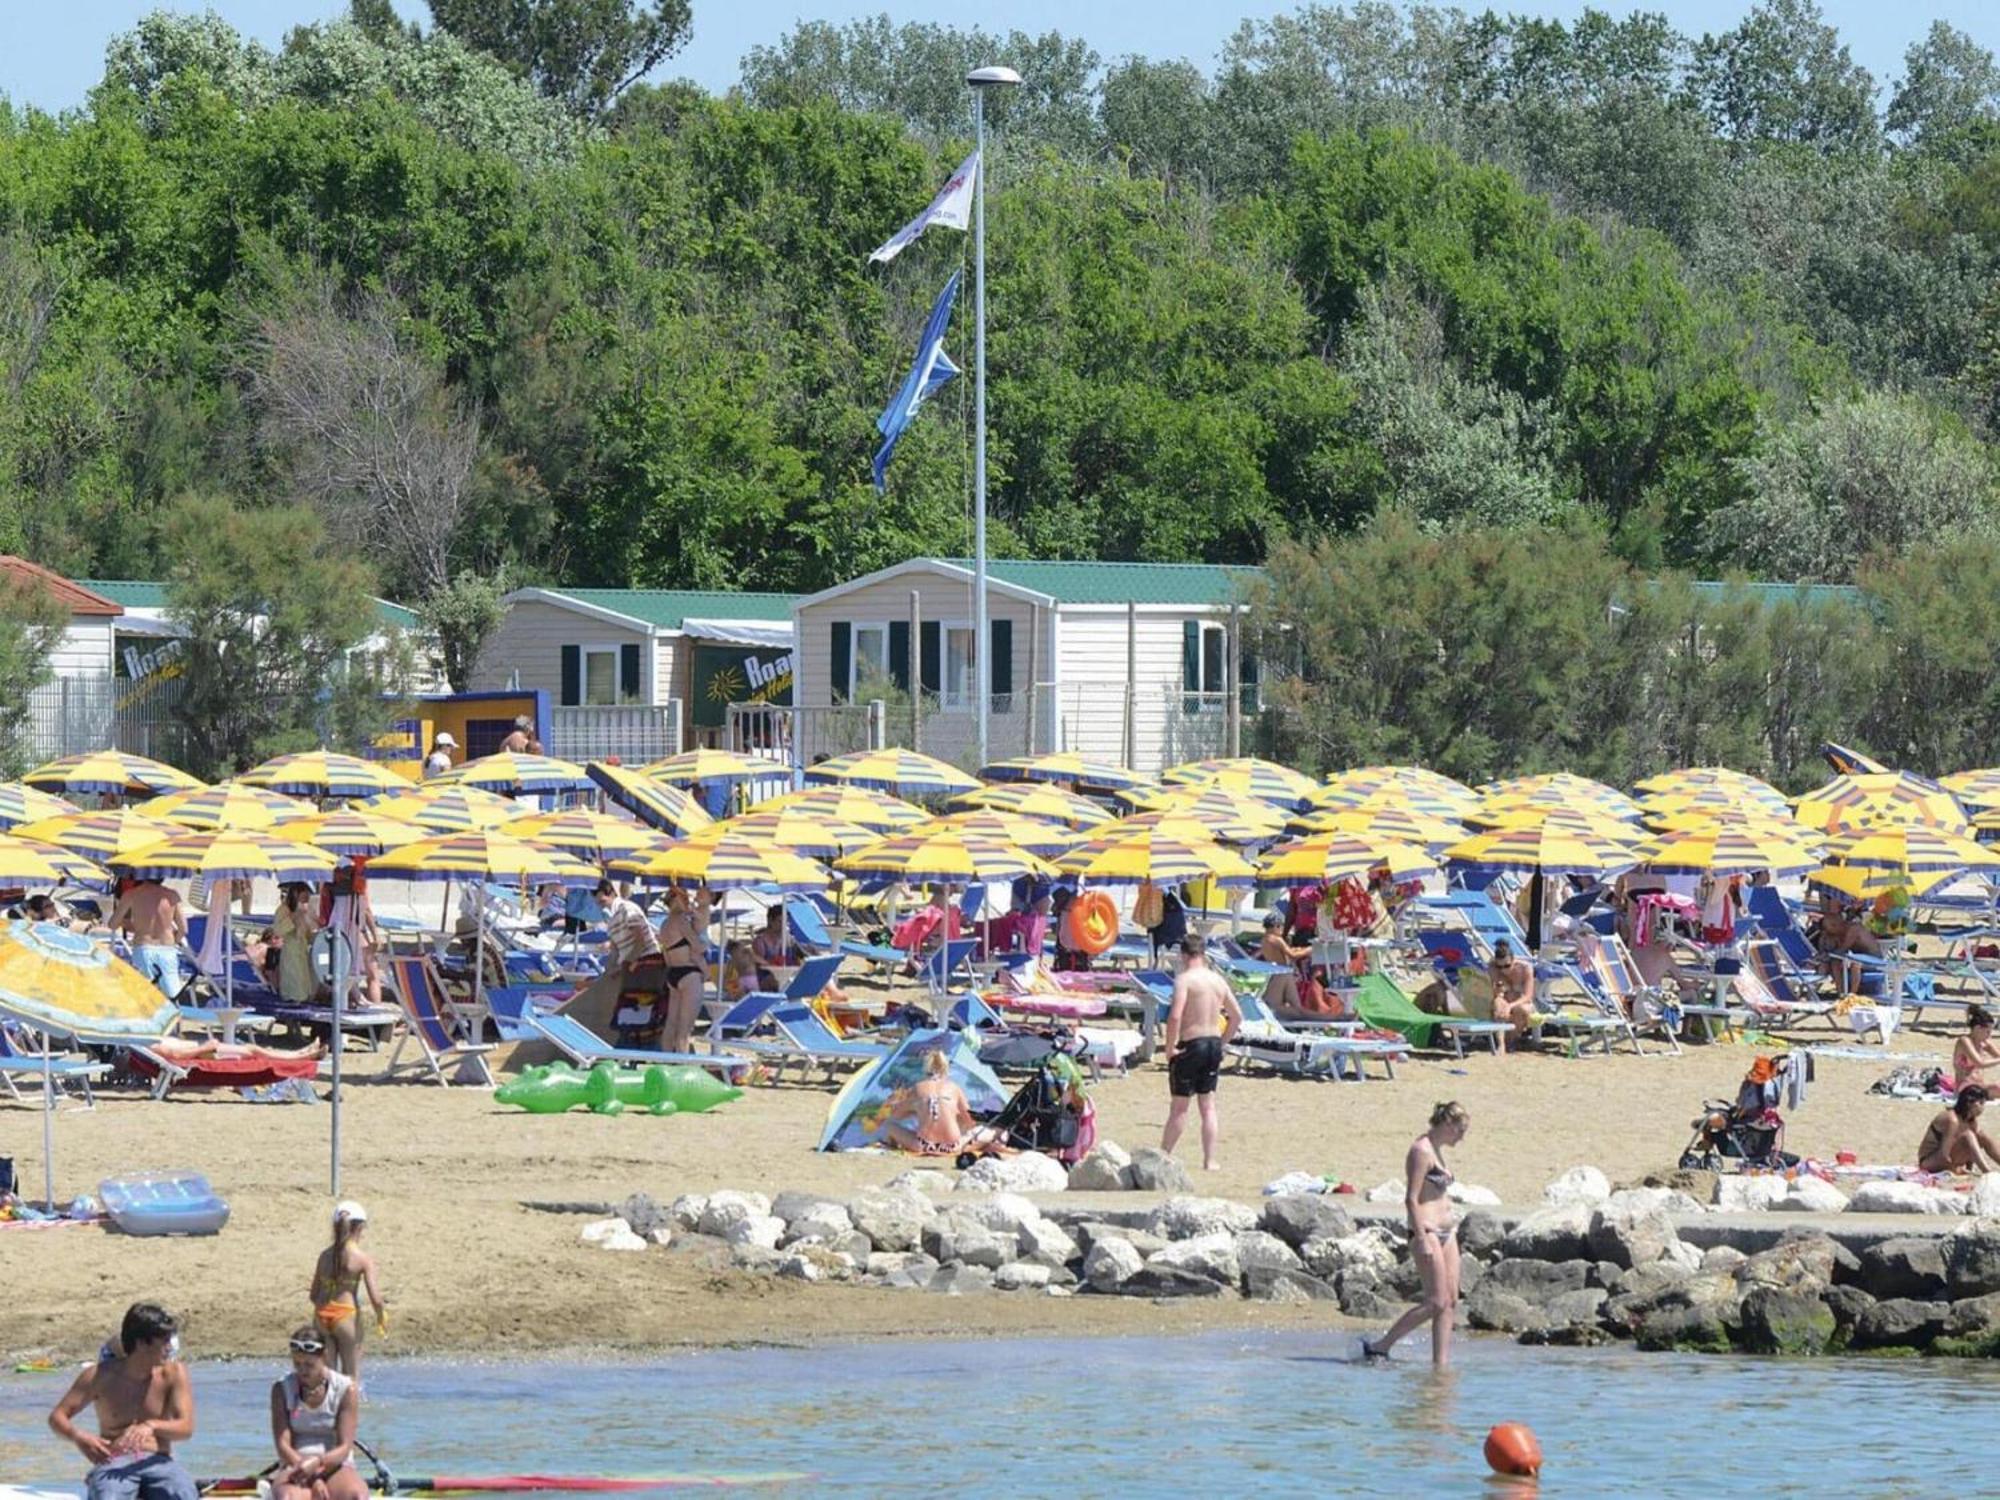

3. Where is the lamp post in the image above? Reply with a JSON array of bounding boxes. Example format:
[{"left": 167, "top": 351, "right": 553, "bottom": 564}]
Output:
[{"left": 967, "top": 64, "right": 1020, "bottom": 768}]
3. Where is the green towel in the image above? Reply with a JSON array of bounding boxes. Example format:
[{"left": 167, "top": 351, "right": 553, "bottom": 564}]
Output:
[{"left": 1352, "top": 971, "right": 1440, "bottom": 1050}]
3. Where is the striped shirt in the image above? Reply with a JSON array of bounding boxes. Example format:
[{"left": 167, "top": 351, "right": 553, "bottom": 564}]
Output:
[{"left": 605, "top": 898, "right": 660, "bottom": 966}]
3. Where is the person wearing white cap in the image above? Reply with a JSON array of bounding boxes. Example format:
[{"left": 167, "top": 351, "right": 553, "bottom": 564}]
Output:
[
  {"left": 309, "top": 1202, "right": 385, "bottom": 1390},
  {"left": 423, "top": 732, "right": 457, "bottom": 779}
]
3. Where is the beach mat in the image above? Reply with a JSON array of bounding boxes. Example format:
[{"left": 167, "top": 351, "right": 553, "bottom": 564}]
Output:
[{"left": 1351, "top": 972, "right": 1440, "bottom": 1050}]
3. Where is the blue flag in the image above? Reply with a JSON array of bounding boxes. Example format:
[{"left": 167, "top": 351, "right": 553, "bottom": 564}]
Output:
[{"left": 873, "top": 270, "right": 963, "bottom": 493}]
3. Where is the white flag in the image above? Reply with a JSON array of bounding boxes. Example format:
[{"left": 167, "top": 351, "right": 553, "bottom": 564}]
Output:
[{"left": 868, "top": 150, "right": 979, "bottom": 264}]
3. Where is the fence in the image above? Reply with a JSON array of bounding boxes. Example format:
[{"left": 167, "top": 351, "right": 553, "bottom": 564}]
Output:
[
  {"left": 1027, "top": 682, "right": 1234, "bottom": 771},
  {"left": 727, "top": 702, "right": 884, "bottom": 769},
  {"left": 549, "top": 702, "right": 680, "bottom": 765},
  {"left": 7, "top": 674, "right": 191, "bottom": 770}
]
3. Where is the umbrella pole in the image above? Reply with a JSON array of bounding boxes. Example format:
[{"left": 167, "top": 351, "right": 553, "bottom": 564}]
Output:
[
  {"left": 41, "top": 1027, "right": 55, "bottom": 1211},
  {"left": 331, "top": 906, "right": 347, "bottom": 1199}
]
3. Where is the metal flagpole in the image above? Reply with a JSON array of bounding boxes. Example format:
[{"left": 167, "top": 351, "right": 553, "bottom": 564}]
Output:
[{"left": 967, "top": 66, "right": 1020, "bottom": 769}]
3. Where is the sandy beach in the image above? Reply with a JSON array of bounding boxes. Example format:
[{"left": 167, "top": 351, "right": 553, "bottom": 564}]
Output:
[{"left": 0, "top": 1010, "right": 1959, "bottom": 1366}]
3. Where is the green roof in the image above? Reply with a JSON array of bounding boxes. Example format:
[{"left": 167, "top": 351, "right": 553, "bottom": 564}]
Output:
[
  {"left": 950, "top": 560, "right": 1262, "bottom": 606},
  {"left": 80, "top": 580, "right": 420, "bottom": 632},
  {"left": 1689, "top": 580, "right": 1862, "bottom": 608},
  {"left": 543, "top": 588, "right": 798, "bottom": 629}
]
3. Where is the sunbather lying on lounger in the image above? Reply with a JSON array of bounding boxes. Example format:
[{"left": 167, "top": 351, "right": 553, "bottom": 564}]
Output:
[
  {"left": 155, "top": 1036, "right": 325, "bottom": 1063},
  {"left": 1919, "top": 1086, "right": 1999, "bottom": 1174},
  {"left": 881, "top": 1050, "right": 975, "bottom": 1157}
]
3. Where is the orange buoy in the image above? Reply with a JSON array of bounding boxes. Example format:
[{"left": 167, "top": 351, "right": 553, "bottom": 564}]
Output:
[
  {"left": 1062, "top": 890, "right": 1119, "bottom": 955},
  {"left": 1483, "top": 1422, "right": 1542, "bottom": 1477}
]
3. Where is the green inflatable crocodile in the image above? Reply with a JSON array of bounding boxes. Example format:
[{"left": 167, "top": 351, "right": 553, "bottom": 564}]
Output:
[{"left": 496, "top": 1061, "right": 742, "bottom": 1116}]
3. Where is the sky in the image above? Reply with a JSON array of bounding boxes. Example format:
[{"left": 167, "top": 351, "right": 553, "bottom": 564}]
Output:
[{"left": 5, "top": 1, "right": 1999, "bottom": 114}]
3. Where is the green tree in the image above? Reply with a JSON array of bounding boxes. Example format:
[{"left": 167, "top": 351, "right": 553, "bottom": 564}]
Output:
[
  {"left": 1858, "top": 538, "right": 2000, "bottom": 776},
  {"left": 1887, "top": 23, "right": 2000, "bottom": 151},
  {"left": 0, "top": 571, "right": 74, "bottom": 776},
  {"left": 1687, "top": 0, "right": 1878, "bottom": 152},
  {"left": 164, "top": 495, "right": 391, "bottom": 776},
  {"left": 426, "top": 0, "right": 691, "bottom": 120},
  {"left": 420, "top": 568, "right": 509, "bottom": 692}
]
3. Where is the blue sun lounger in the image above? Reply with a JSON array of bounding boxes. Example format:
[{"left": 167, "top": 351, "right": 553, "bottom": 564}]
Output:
[
  {"left": 713, "top": 1001, "right": 885, "bottom": 1080},
  {"left": 522, "top": 1009, "right": 752, "bottom": 1079},
  {"left": 0, "top": 1026, "right": 109, "bottom": 1104},
  {"left": 710, "top": 954, "right": 845, "bottom": 1040},
  {"left": 782, "top": 896, "right": 906, "bottom": 972}
]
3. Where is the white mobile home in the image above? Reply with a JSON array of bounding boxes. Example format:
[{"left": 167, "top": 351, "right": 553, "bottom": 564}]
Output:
[{"left": 791, "top": 559, "right": 1261, "bottom": 772}]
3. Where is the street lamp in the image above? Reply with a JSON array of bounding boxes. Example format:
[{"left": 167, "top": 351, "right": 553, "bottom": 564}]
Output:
[{"left": 967, "top": 64, "right": 1019, "bottom": 767}]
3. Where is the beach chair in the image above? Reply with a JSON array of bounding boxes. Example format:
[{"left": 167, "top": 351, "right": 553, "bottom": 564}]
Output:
[
  {"left": 791, "top": 895, "right": 908, "bottom": 974},
  {"left": 712, "top": 1001, "right": 886, "bottom": 1080},
  {"left": 1734, "top": 943, "right": 1837, "bottom": 1032},
  {"left": 1226, "top": 984, "right": 1406, "bottom": 1081},
  {"left": 0, "top": 1026, "right": 109, "bottom": 1105},
  {"left": 918, "top": 937, "right": 980, "bottom": 998},
  {"left": 710, "top": 954, "right": 846, "bottom": 1040},
  {"left": 1352, "top": 968, "right": 1513, "bottom": 1058},
  {"left": 521, "top": 1009, "right": 752, "bottom": 1080},
  {"left": 1570, "top": 930, "right": 1677, "bottom": 1055},
  {"left": 385, "top": 957, "right": 497, "bottom": 1087}
]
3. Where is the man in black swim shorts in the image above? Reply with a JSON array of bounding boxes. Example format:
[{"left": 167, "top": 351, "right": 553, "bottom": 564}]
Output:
[{"left": 1161, "top": 935, "right": 1243, "bottom": 1171}]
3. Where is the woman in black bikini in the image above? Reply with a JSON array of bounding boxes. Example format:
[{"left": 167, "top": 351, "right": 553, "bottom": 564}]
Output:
[
  {"left": 656, "top": 884, "right": 710, "bottom": 1054},
  {"left": 1362, "top": 1100, "right": 1469, "bottom": 1367}
]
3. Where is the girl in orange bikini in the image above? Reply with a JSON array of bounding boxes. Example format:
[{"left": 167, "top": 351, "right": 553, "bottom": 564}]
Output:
[{"left": 309, "top": 1201, "right": 385, "bottom": 1390}]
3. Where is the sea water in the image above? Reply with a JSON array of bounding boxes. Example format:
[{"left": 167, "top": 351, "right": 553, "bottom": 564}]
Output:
[{"left": 2, "top": 1331, "right": 1994, "bottom": 1495}]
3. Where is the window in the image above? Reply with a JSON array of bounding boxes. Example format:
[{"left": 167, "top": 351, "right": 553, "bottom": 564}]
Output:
[
  {"left": 1200, "top": 624, "right": 1226, "bottom": 695},
  {"left": 582, "top": 646, "right": 619, "bottom": 706},
  {"left": 850, "top": 624, "right": 889, "bottom": 696},
  {"left": 943, "top": 625, "right": 975, "bottom": 709}
]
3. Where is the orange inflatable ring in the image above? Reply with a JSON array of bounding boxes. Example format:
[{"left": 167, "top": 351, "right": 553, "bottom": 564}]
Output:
[{"left": 1062, "top": 891, "right": 1119, "bottom": 956}]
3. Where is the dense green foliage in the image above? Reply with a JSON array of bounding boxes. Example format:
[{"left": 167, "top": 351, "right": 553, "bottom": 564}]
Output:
[
  {"left": 0, "top": 574, "right": 74, "bottom": 776},
  {"left": 3, "top": 0, "right": 2000, "bottom": 648}
]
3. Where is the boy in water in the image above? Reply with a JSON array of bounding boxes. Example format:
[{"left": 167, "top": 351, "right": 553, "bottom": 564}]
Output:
[{"left": 48, "top": 1301, "right": 198, "bottom": 1499}]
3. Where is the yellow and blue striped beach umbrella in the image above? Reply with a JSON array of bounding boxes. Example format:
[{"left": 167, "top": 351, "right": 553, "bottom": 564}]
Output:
[
  {"left": 15, "top": 808, "right": 178, "bottom": 861},
  {"left": 0, "top": 920, "right": 177, "bottom": 1041},
  {"left": 0, "top": 834, "right": 105, "bottom": 887},
  {"left": 1941, "top": 767, "right": 2000, "bottom": 809},
  {"left": 148, "top": 784, "right": 316, "bottom": 831},
  {"left": 1106, "top": 801, "right": 1287, "bottom": 847},
  {"left": 1476, "top": 773, "right": 1642, "bottom": 822},
  {"left": 236, "top": 751, "right": 408, "bottom": 799},
  {"left": 1465, "top": 797, "right": 1640, "bottom": 841},
  {"left": 1114, "top": 785, "right": 1289, "bottom": 836},
  {"left": 704, "top": 809, "right": 880, "bottom": 859},
  {"left": 1819, "top": 825, "right": 2000, "bottom": 881},
  {"left": 1632, "top": 767, "right": 1788, "bottom": 809},
  {"left": 1637, "top": 788, "right": 1794, "bottom": 827},
  {"left": 979, "top": 752, "right": 1148, "bottom": 791},
  {"left": 1630, "top": 825, "right": 1820, "bottom": 879},
  {"left": 748, "top": 785, "right": 927, "bottom": 831},
  {"left": 1444, "top": 815, "right": 1638, "bottom": 878},
  {"left": 1055, "top": 828, "right": 1258, "bottom": 887},
  {"left": 368, "top": 831, "right": 599, "bottom": 888},
  {"left": 0, "top": 783, "right": 77, "bottom": 832},
  {"left": 946, "top": 783, "right": 1111, "bottom": 828},
  {"left": 430, "top": 751, "right": 596, "bottom": 795},
  {"left": 1259, "top": 832, "right": 1437, "bottom": 886},
  {"left": 1286, "top": 802, "right": 1467, "bottom": 853},
  {"left": 489, "top": 810, "right": 664, "bottom": 866},
  {"left": 1319, "top": 765, "right": 1479, "bottom": 810},
  {"left": 806, "top": 748, "right": 981, "bottom": 798},
  {"left": 913, "top": 811, "right": 1086, "bottom": 858},
  {"left": 1160, "top": 757, "right": 1320, "bottom": 810},
  {"left": 838, "top": 829, "right": 1051, "bottom": 886},
  {"left": 1304, "top": 778, "right": 1474, "bottom": 821},
  {"left": 639, "top": 748, "right": 781, "bottom": 785},
  {"left": 110, "top": 828, "right": 337, "bottom": 884},
  {"left": 612, "top": 834, "right": 830, "bottom": 893},
  {"left": 585, "top": 763, "right": 714, "bottom": 836},
  {"left": 365, "top": 785, "right": 532, "bottom": 834},
  {"left": 22, "top": 752, "right": 201, "bottom": 798},
  {"left": 270, "top": 809, "right": 426, "bottom": 859},
  {"left": 1792, "top": 773, "right": 1968, "bottom": 835}
]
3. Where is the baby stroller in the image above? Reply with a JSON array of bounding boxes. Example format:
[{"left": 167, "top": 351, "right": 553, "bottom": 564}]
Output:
[
  {"left": 959, "top": 1053, "right": 1095, "bottom": 1166},
  {"left": 1680, "top": 1055, "right": 1799, "bottom": 1171}
]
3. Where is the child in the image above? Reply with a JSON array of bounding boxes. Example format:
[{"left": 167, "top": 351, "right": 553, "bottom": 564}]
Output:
[{"left": 309, "top": 1202, "right": 386, "bottom": 1390}]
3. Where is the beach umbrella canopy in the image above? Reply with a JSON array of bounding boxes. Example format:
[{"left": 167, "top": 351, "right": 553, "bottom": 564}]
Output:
[
  {"left": 236, "top": 751, "right": 408, "bottom": 799},
  {"left": 1807, "top": 862, "right": 1970, "bottom": 901},
  {"left": 805, "top": 748, "right": 980, "bottom": 797},
  {"left": 1475, "top": 773, "right": 1642, "bottom": 821},
  {"left": 1054, "top": 828, "right": 1258, "bottom": 887},
  {"left": 1286, "top": 802, "right": 1466, "bottom": 853},
  {"left": 0, "top": 835, "right": 106, "bottom": 887},
  {"left": 612, "top": 835, "right": 830, "bottom": 892},
  {"left": 270, "top": 809, "right": 426, "bottom": 859},
  {"left": 1444, "top": 815, "right": 1638, "bottom": 878},
  {"left": 1640, "top": 803, "right": 1821, "bottom": 839},
  {"left": 913, "top": 811, "right": 1086, "bottom": 858},
  {"left": 1821, "top": 741, "right": 1892, "bottom": 776},
  {"left": 368, "top": 831, "right": 600, "bottom": 888},
  {"left": 1792, "top": 773, "right": 1968, "bottom": 834},
  {"left": 1303, "top": 781, "right": 1474, "bottom": 822},
  {"left": 1941, "top": 768, "right": 2000, "bottom": 809},
  {"left": 15, "top": 808, "right": 178, "bottom": 860},
  {"left": 1160, "top": 757, "right": 1320, "bottom": 810},
  {"left": 748, "top": 785, "right": 927, "bottom": 831},
  {"left": 1259, "top": 832, "right": 1438, "bottom": 886},
  {"left": 946, "top": 783, "right": 1112, "bottom": 828},
  {"left": 1464, "top": 797, "right": 1640, "bottom": 840},
  {"left": 638, "top": 748, "right": 781, "bottom": 785},
  {"left": 22, "top": 751, "right": 201, "bottom": 798},
  {"left": 1317, "top": 765, "right": 1479, "bottom": 812},
  {"left": 365, "top": 786, "right": 532, "bottom": 833},
  {"left": 704, "top": 809, "right": 880, "bottom": 860},
  {"left": 27, "top": 845, "right": 115, "bottom": 891},
  {"left": 507, "top": 810, "right": 667, "bottom": 865},
  {"left": 109, "top": 828, "right": 337, "bottom": 885},
  {"left": 1637, "top": 787, "right": 1795, "bottom": 826},
  {"left": 1631, "top": 767, "right": 1789, "bottom": 808},
  {"left": 1115, "top": 784, "right": 1290, "bottom": 830},
  {"left": 837, "top": 829, "right": 1051, "bottom": 886},
  {"left": 148, "top": 784, "right": 316, "bottom": 831},
  {"left": 0, "top": 783, "right": 77, "bottom": 831},
  {"left": 819, "top": 1028, "right": 1007, "bottom": 1151},
  {"left": 430, "top": 751, "right": 596, "bottom": 795},
  {"left": 1818, "top": 825, "right": 2000, "bottom": 882},
  {"left": 1107, "top": 804, "right": 1286, "bottom": 848},
  {"left": 978, "top": 752, "right": 1148, "bottom": 790},
  {"left": 586, "top": 763, "right": 715, "bottom": 836},
  {"left": 1629, "top": 825, "right": 1820, "bottom": 879}
]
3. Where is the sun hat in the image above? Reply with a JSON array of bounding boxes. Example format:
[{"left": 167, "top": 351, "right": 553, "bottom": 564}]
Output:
[
  {"left": 334, "top": 1199, "right": 368, "bottom": 1224},
  {"left": 434, "top": 732, "right": 457, "bottom": 748}
]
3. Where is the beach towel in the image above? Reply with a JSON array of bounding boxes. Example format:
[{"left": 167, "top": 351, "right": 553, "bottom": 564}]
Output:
[{"left": 1351, "top": 971, "right": 1441, "bottom": 1050}]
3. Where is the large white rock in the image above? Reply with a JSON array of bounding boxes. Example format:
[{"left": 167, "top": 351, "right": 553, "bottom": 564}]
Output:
[
  {"left": 1364, "top": 1179, "right": 1404, "bottom": 1204},
  {"left": 1302, "top": 1228, "right": 1398, "bottom": 1282},
  {"left": 781, "top": 1203, "right": 856, "bottom": 1247},
  {"left": 994, "top": 1262, "right": 1054, "bottom": 1291},
  {"left": 951, "top": 1193, "right": 1043, "bottom": 1238},
  {"left": 1663, "top": 1238, "right": 1703, "bottom": 1274},
  {"left": 580, "top": 1218, "right": 646, "bottom": 1252},
  {"left": 1714, "top": 1176, "right": 1790, "bottom": 1213},
  {"left": 698, "top": 1190, "right": 773, "bottom": 1238},
  {"left": 1264, "top": 1171, "right": 1326, "bottom": 1198},
  {"left": 724, "top": 1214, "right": 786, "bottom": 1251},
  {"left": 1772, "top": 1177, "right": 1848, "bottom": 1214},
  {"left": 957, "top": 1152, "right": 1069, "bottom": 1195},
  {"left": 1148, "top": 1231, "right": 1241, "bottom": 1286},
  {"left": 668, "top": 1194, "right": 709, "bottom": 1232},
  {"left": 1542, "top": 1165, "right": 1612, "bottom": 1209},
  {"left": 886, "top": 1168, "right": 956, "bottom": 1195},
  {"left": 1850, "top": 1180, "right": 1967, "bottom": 1215},
  {"left": 1083, "top": 1236, "right": 1145, "bottom": 1292},
  {"left": 1016, "top": 1217, "right": 1080, "bottom": 1269},
  {"left": 1447, "top": 1182, "right": 1502, "bottom": 1208},
  {"left": 848, "top": 1189, "right": 936, "bottom": 1252},
  {"left": 1068, "top": 1142, "right": 1135, "bottom": 1191},
  {"left": 1969, "top": 1176, "right": 2000, "bottom": 1219},
  {"left": 1605, "top": 1186, "right": 1706, "bottom": 1217},
  {"left": 1146, "top": 1195, "right": 1258, "bottom": 1241}
]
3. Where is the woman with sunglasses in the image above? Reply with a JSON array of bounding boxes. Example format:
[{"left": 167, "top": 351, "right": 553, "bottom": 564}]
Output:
[{"left": 269, "top": 1324, "right": 366, "bottom": 1500}]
